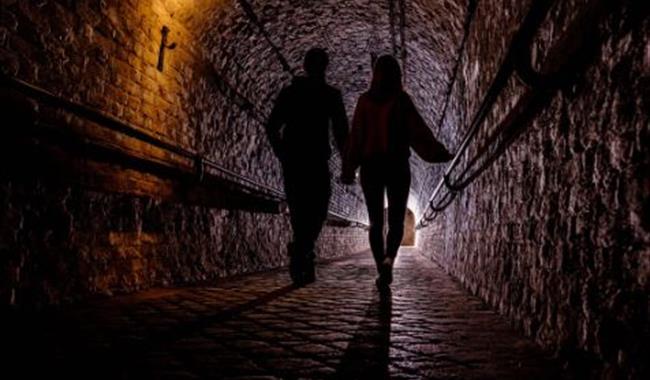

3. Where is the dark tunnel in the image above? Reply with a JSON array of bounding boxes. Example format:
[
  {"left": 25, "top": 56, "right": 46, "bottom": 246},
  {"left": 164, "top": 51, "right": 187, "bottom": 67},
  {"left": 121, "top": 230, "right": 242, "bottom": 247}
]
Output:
[{"left": 0, "top": 0, "right": 647, "bottom": 379}]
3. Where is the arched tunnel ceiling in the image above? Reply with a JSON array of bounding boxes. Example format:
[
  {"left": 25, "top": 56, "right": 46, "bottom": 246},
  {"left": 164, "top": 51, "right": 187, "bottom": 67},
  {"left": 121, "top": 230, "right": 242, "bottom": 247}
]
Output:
[{"left": 185, "top": 0, "right": 470, "bottom": 218}]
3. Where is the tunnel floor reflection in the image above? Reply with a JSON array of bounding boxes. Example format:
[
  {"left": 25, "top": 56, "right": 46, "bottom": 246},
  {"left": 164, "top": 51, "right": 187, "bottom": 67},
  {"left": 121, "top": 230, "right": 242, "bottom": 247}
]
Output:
[{"left": 4, "top": 249, "right": 566, "bottom": 379}]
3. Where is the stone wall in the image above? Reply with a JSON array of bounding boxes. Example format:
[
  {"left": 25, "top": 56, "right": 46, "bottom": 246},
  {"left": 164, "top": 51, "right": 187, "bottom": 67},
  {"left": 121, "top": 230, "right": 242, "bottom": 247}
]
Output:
[
  {"left": 0, "top": 177, "right": 368, "bottom": 307},
  {"left": 418, "top": 0, "right": 648, "bottom": 378}
]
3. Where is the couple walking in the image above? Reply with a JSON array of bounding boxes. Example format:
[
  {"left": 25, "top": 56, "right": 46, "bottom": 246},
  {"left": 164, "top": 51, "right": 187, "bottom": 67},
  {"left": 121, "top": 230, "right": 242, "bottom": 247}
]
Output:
[{"left": 266, "top": 48, "right": 451, "bottom": 290}]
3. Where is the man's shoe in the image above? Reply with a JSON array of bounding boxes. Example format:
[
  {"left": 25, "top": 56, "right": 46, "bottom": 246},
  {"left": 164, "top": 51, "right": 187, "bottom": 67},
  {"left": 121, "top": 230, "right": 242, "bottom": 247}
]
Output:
[
  {"left": 302, "top": 253, "right": 316, "bottom": 284},
  {"left": 289, "top": 257, "right": 304, "bottom": 285},
  {"left": 288, "top": 243, "right": 304, "bottom": 286}
]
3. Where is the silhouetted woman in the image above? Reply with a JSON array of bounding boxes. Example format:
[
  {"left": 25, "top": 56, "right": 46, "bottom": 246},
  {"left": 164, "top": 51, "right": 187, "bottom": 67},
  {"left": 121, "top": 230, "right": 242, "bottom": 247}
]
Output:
[{"left": 342, "top": 55, "right": 451, "bottom": 290}]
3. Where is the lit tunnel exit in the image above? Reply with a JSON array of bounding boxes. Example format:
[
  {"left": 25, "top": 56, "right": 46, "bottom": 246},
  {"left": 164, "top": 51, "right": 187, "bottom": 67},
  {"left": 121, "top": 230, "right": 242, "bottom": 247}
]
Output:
[{"left": 402, "top": 208, "right": 416, "bottom": 246}]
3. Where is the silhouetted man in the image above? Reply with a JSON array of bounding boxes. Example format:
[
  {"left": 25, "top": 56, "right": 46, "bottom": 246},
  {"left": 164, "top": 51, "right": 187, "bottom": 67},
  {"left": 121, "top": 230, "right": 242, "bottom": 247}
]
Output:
[{"left": 266, "top": 48, "right": 349, "bottom": 286}]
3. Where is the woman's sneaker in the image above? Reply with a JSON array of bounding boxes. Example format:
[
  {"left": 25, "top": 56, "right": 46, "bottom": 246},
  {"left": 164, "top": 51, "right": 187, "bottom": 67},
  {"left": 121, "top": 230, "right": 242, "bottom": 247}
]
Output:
[
  {"left": 381, "top": 257, "right": 394, "bottom": 285},
  {"left": 375, "top": 257, "right": 394, "bottom": 290}
]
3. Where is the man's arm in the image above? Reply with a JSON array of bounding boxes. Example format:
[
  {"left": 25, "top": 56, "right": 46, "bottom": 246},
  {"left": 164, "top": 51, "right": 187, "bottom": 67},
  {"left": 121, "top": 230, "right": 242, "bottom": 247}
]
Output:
[
  {"left": 404, "top": 95, "right": 453, "bottom": 163},
  {"left": 265, "top": 88, "right": 288, "bottom": 159},
  {"left": 331, "top": 89, "right": 349, "bottom": 155},
  {"left": 341, "top": 96, "right": 365, "bottom": 184}
]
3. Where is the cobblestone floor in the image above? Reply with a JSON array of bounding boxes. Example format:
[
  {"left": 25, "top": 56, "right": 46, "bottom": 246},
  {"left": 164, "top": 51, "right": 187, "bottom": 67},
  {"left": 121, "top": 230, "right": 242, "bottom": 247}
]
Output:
[{"left": 3, "top": 248, "right": 566, "bottom": 379}]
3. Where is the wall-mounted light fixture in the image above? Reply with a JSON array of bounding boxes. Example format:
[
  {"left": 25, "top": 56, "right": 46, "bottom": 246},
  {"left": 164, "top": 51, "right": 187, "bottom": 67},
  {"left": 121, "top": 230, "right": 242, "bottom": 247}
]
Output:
[{"left": 157, "top": 26, "right": 177, "bottom": 72}]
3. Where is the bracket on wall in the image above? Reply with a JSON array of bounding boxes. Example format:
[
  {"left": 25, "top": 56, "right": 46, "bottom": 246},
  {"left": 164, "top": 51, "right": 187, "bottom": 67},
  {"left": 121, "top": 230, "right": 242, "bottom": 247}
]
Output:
[{"left": 157, "top": 26, "right": 177, "bottom": 72}]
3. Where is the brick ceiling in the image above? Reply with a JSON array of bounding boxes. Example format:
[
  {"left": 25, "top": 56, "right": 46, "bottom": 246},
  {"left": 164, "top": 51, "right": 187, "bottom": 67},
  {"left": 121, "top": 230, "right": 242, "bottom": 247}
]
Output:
[{"left": 187, "top": 0, "right": 470, "bottom": 214}]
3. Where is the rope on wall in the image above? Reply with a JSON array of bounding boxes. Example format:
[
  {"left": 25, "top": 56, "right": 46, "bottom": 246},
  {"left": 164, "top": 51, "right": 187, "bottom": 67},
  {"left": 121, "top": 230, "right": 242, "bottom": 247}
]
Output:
[
  {"left": 236, "top": 0, "right": 296, "bottom": 77},
  {"left": 387, "top": 0, "right": 408, "bottom": 73},
  {"left": 398, "top": 0, "right": 407, "bottom": 79},
  {"left": 417, "top": 0, "right": 478, "bottom": 206}
]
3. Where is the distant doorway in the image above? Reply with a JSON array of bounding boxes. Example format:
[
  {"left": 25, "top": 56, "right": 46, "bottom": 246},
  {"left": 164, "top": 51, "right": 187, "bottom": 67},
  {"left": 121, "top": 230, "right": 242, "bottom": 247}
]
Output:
[
  {"left": 383, "top": 208, "right": 416, "bottom": 246},
  {"left": 402, "top": 209, "right": 416, "bottom": 246}
]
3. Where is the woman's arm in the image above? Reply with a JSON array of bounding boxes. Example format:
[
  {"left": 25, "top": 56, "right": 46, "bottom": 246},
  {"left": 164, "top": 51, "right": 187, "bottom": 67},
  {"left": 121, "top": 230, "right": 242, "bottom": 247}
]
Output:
[
  {"left": 266, "top": 88, "right": 289, "bottom": 160},
  {"left": 404, "top": 94, "right": 453, "bottom": 163}
]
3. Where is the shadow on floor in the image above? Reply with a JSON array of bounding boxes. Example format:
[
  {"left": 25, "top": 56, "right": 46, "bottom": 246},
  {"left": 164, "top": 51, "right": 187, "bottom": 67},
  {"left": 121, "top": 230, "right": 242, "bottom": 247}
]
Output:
[{"left": 335, "top": 289, "right": 392, "bottom": 379}]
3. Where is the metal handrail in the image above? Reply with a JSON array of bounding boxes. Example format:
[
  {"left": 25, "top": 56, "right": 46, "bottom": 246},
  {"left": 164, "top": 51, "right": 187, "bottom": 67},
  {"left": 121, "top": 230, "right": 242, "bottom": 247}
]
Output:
[
  {"left": 1, "top": 72, "right": 368, "bottom": 226},
  {"left": 0, "top": 73, "right": 279, "bottom": 197},
  {"left": 416, "top": 0, "right": 542, "bottom": 228},
  {"left": 327, "top": 210, "right": 368, "bottom": 229},
  {"left": 417, "top": 0, "right": 612, "bottom": 229}
]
